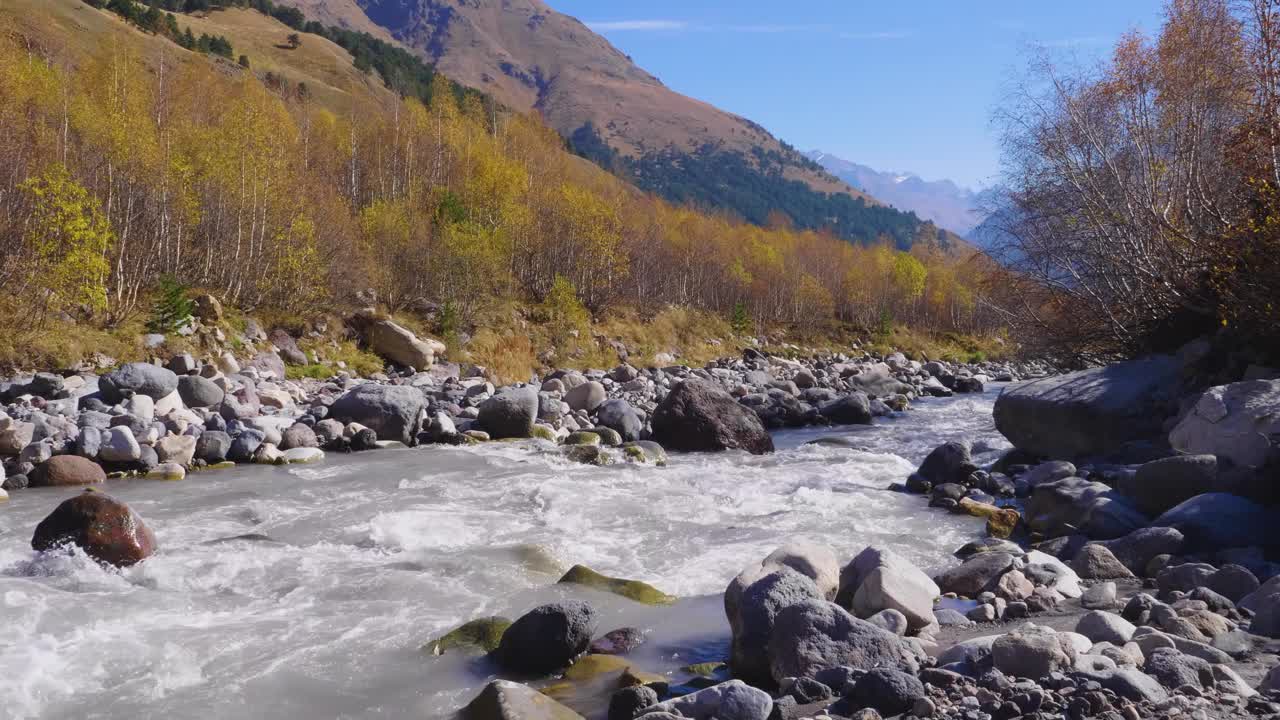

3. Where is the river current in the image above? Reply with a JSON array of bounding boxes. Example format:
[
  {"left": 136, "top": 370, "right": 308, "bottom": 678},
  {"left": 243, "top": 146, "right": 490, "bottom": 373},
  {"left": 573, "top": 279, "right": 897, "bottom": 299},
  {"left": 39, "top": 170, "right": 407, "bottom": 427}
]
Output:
[{"left": 0, "top": 386, "right": 1009, "bottom": 719}]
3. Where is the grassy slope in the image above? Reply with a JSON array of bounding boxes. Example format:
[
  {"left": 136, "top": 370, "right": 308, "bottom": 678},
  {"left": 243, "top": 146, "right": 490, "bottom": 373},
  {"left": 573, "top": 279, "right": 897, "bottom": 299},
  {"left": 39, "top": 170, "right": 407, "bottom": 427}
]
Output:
[{"left": 6, "top": 0, "right": 396, "bottom": 112}]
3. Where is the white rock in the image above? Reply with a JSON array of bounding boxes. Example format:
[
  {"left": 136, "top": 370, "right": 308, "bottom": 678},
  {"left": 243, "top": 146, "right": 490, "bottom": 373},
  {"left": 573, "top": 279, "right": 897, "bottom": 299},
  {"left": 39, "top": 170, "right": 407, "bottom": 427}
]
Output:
[
  {"left": 99, "top": 426, "right": 141, "bottom": 462},
  {"left": 1025, "top": 550, "right": 1084, "bottom": 598},
  {"left": 155, "top": 435, "right": 196, "bottom": 466},
  {"left": 154, "top": 389, "right": 185, "bottom": 416},
  {"left": 124, "top": 394, "right": 155, "bottom": 422},
  {"left": 1169, "top": 379, "right": 1280, "bottom": 468},
  {"left": 0, "top": 421, "right": 35, "bottom": 455},
  {"left": 150, "top": 463, "right": 186, "bottom": 481},
  {"left": 283, "top": 447, "right": 325, "bottom": 464}
]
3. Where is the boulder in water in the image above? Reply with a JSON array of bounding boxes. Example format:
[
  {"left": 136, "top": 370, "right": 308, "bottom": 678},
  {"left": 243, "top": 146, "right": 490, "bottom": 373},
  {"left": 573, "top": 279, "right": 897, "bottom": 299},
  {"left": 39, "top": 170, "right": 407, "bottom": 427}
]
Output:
[
  {"left": 495, "top": 601, "right": 597, "bottom": 676},
  {"left": 651, "top": 379, "right": 773, "bottom": 454},
  {"left": 460, "top": 680, "right": 584, "bottom": 720},
  {"left": 422, "top": 616, "right": 512, "bottom": 656},
  {"left": 31, "top": 491, "right": 157, "bottom": 566},
  {"left": 557, "top": 565, "right": 673, "bottom": 605},
  {"left": 818, "top": 392, "right": 873, "bottom": 425}
]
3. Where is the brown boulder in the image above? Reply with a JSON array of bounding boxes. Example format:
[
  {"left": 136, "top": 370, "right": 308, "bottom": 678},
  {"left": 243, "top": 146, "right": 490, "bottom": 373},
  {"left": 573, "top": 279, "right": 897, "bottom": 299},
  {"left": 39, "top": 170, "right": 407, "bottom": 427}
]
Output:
[
  {"left": 29, "top": 455, "right": 106, "bottom": 487},
  {"left": 31, "top": 491, "right": 157, "bottom": 566}
]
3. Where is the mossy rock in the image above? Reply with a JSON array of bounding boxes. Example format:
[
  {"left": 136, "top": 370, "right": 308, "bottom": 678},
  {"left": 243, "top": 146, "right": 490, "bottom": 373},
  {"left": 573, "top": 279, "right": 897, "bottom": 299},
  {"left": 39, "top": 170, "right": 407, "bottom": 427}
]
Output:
[
  {"left": 421, "top": 616, "right": 512, "bottom": 656},
  {"left": 464, "top": 430, "right": 491, "bottom": 442},
  {"left": 530, "top": 425, "right": 558, "bottom": 442},
  {"left": 557, "top": 564, "right": 674, "bottom": 605},
  {"left": 505, "top": 543, "right": 564, "bottom": 575},
  {"left": 562, "top": 431, "right": 601, "bottom": 447},
  {"left": 563, "top": 445, "right": 611, "bottom": 466},
  {"left": 202, "top": 461, "right": 236, "bottom": 471},
  {"left": 681, "top": 661, "right": 728, "bottom": 679},
  {"left": 588, "top": 427, "right": 623, "bottom": 447},
  {"left": 621, "top": 441, "right": 667, "bottom": 466},
  {"left": 543, "top": 654, "right": 666, "bottom": 709}
]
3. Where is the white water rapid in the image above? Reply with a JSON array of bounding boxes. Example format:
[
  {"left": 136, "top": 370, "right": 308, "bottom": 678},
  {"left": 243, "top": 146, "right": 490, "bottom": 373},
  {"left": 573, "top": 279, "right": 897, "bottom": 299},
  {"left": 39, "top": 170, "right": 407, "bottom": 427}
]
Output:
[{"left": 0, "top": 386, "right": 1010, "bottom": 719}]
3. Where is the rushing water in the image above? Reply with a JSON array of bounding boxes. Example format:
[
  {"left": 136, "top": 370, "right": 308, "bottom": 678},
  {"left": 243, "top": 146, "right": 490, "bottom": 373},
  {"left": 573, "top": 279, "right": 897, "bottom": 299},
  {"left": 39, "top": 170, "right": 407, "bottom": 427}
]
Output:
[{"left": 0, "top": 386, "right": 1010, "bottom": 719}]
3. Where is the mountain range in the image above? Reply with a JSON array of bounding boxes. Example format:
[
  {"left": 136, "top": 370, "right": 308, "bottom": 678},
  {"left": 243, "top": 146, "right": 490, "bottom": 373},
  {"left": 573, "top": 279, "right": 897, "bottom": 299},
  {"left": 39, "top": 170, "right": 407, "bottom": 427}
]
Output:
[
  {"left": 806, "top": 151, "right": 987, "bottom": 237},
  {"left": 274, "top": 0, "right": 966, "bottom": 249}
]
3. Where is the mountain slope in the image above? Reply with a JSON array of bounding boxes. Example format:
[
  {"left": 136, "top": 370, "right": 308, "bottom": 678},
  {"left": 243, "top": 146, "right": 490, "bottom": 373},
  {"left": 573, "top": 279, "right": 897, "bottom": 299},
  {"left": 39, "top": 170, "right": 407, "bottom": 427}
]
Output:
[
  {"left": 808, "top": 151, "right": 986, "bottom": 237},
  {"left": 270, "top": 0, "right": 968, "bottom": 247}
]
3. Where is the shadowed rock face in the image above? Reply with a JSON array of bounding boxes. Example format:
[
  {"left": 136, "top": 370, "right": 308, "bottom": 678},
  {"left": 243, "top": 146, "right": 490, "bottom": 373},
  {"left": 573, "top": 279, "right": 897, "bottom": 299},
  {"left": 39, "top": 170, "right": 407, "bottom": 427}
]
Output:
[
  {"left": 993, "top": 355, "right": 1182, "bottom": 459},
  {"left": 651, "top": 379, "right": 773, "bottom": 455},
  {"left": 31, "top": 491, "right": 157, "bottom": 567}
]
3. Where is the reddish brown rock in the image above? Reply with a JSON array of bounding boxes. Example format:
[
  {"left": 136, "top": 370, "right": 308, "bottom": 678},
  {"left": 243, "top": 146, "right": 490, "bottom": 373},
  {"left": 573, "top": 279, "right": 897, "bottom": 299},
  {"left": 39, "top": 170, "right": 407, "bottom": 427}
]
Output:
[
  {"left": 28, "top": 455, "right": 106, "bottom": 487},
  {"left": 31, "top": 491, "right": 157, "bottom": 566}
]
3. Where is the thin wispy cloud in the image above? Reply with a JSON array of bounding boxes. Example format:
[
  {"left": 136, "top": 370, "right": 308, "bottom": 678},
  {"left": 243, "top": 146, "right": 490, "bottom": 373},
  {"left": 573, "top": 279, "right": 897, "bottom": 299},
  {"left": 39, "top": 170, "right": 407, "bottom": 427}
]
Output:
[
  {"left": 726, "top": 23, "right": 833, "bottom": 34},
  {"left": 587, "top": 20, "right": 688, "bottom": 32}
]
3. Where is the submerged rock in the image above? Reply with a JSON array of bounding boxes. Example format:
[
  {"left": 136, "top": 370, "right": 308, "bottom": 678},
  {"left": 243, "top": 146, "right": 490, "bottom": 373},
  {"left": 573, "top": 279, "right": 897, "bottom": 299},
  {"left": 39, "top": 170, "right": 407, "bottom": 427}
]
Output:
[
  {"left": 557, "top": 565, "right": 674, "bottom": 605},
  {"left": 422, "top": 616, "right": 511, "bottom": 656},
  {"left": 651, "top": 379, "right": 773, "bottom": 455},
  {"left": 31, "top": 491, "right": 157, "bottom": 567}
]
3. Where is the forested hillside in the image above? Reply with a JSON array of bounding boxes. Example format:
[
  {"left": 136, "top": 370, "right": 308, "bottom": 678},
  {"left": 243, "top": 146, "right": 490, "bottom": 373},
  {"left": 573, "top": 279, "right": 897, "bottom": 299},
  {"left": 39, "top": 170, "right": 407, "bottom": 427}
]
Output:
[{"left": 0, "top": 0, "right": 996, "bottom": 368}]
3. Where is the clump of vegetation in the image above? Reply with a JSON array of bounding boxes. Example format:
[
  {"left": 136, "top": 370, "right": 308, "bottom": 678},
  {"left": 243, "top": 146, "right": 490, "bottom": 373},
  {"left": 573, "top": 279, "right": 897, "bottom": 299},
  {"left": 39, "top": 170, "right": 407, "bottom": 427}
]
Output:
[{"left": 147, "top": 275, "right": 195, "bottom": 334}]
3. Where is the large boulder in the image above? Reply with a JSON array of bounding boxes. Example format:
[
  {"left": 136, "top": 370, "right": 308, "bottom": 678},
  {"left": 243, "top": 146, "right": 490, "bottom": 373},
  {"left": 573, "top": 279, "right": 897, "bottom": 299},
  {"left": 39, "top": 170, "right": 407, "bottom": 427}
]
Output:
[
  {"left": 651, "top": 379, "right": 773, "bottom": 454},
  {"left": 28, "top": 455, "right": 106, "bottom": 487},
  {"left": 1100, "top": 527, "right": 1185, "bottom": 575},
  {"left": 595, "top": 399, "right": 641, "bottom": 442},
  {"left": 1169, "top": 379, "right": 1280, "bottom": 468},
  {"left": 177, "top": 375, "right": 224, "bottom": 408},
  {"left": 841, "top": 547, "right": 940, "bottom": 632},
  {"left": 1151, "top": 493, "right": 1276, "bottom": 552},
  {"left": 993, "top": 355, "right": 1182, "bottom": 458},
  {"left": 564, "top": 381, "right": 607, "bottom": 413},
  {"left": 478, "top": 386, "right": 539, "bottom": 439},
  {"left": 1025, "top": 476, "right": 1149, "bottom": 540},
  {"left": 100, "top": 363, "right": 179, "bottom": 403},
  {"left": 767, "top": 599, "right": 917, "bottom": 683},
  {"left": 915, "top": 441, "right": 973, "bottom": 488},
  {"left": 1117, "top": 455, "right": 1219, "bottom": 517},
  {"left": 934, "top": 552, "right": 1016, "bottom": 597},
  {"left": 329, "top": 383, "right": 424, "bottom": 446},
  {"left": 460, "top": 680, "right": 584, "bottom": 720},
  {"left": 847, "top": 668, "right": 926, "bottom": 717},
  {"left": 728, "top": 568, "right": 825, "bottom": 686},
  {"left": 31, "top": 491, "right": 157, "bottom": 566},
  {"left": 817, "top": 392, "right": 873, "bottom": 425},
  {"left": 495, "top": 601, "right": 597, "bottom": 676},
  {"left": 361, "top": 317, "right": 444, "bottom": 371}
]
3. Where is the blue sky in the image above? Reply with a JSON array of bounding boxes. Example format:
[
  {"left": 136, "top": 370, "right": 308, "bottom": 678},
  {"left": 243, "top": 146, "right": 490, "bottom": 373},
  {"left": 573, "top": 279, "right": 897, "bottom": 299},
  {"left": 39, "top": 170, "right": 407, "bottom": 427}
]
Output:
[{"left": 549, "top": 1, "right": 1166, "bottom": 189}]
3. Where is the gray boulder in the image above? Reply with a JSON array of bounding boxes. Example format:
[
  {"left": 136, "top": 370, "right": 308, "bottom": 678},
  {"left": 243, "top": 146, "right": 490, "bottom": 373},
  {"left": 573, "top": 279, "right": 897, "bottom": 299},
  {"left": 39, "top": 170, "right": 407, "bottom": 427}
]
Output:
[
  {"left": 652, "top": 379, "right": 773, "bottom": 455},
  {"left": 934, "top": 552, "right": 1015, "bottom": 597},
  {"left": 478, "top": 386, "right": 539, "bottom": 439},
  {"left": 1151, "top": 493, "right": 1274, "bottom": 551},
  {"left": 1100, "top": 527, "right": 1184, "bottom": 576},
  {"left": 916, "top": 441, "right": 973, "bottom": 487},
  {"left": 460, "top": 680, "right": 584, "bottom": 720},
  {"left": 596, "top": 399, "right": 642, "bottom": 442},
  {"left": 330, "top": 384, "right": 425, "bottom": 445},
  {"left": 993, "top": 355, "right": 1181, "bottom": 458},
  {"left": 1070, "top": 544, "right": 1134, "bottom": 580},
  {"left": 1077, "top": 667, "right": 1168, "bottom": 704},
  {"left": 99, "top": 426, "right": 141, "bottom": 463},
  {"left": 495, "top": 601, "right": 597, "bottom": 676},
  {"left": 1025, "top": 477, "right": 1149, "bottom": 540},
  {"left": 280, "top": 423, "right": 318, "bottom": 450},
  {"left": 565, "top": 381, "right": 607, "bottom": 413},
  {"left": 1169, "top": 379, "right": 1280, "bottom": 468},
  {"left": 360, "top": 317, "right": 444, "bottom": 371},
  {"left": 847, "top": 668, "right": 925, "bottom": 716},
  {"left": 1118, "top": 455, "right": 1219, "bottom": 516},
  {"left": 1145, "top": 647, "right": 1212, "bottom": 690},
  {"left": 1076, "top": 610, "right": 1136, "bottom": 645},
  {"left": 729, "top": 568, "right": 824, "bottom": 686},
  {"left": 818, "top": 393, "right": 872, "bottom": 425},
  {"left": 841, "top": 547, "right": 940, "bottom": 632},
  {"left": 100, "top": 363, "right": 179, "bottom": 403},
  {"left": 846, "top": 364, "right": 912, "bottom": 398},
  {"left": 991, "top": 626, "right": 1075, "bottom": 679},
  {"left": 767, "top": 599, "right": 917, "bottom": 683},
  {"left": 637, "top": 680, "right": 771, "bottom": 720},
  {"left": 195, "top": 431, "right": 232, "bottom": 463},
  {"left": 177, "top": 375, "right": 224, "bottom": 408}
]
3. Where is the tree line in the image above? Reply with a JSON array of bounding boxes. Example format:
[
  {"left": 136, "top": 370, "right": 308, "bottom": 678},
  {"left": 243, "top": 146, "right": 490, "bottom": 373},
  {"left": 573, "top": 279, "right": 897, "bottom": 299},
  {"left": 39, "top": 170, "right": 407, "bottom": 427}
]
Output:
[
  {"left": 989, "top": 0, "right": 1280, "bottom": 362},
  {"left": 0, "top": 11, "right": 996, "bottom": 353}
]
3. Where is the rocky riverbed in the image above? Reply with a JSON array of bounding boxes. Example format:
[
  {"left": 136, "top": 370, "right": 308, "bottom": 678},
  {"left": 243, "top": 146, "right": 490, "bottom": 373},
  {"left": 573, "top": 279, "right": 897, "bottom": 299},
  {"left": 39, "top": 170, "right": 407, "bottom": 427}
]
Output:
[{"left": 3, "top": 328, "right": 1280, "bottom": 720}]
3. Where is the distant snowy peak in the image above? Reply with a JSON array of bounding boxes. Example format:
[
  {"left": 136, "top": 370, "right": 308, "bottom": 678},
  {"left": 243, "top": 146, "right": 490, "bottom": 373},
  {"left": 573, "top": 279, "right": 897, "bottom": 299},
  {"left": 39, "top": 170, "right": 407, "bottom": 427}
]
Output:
[{"left": 805, "top": 150, "right": 987, "bottom": 237}]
